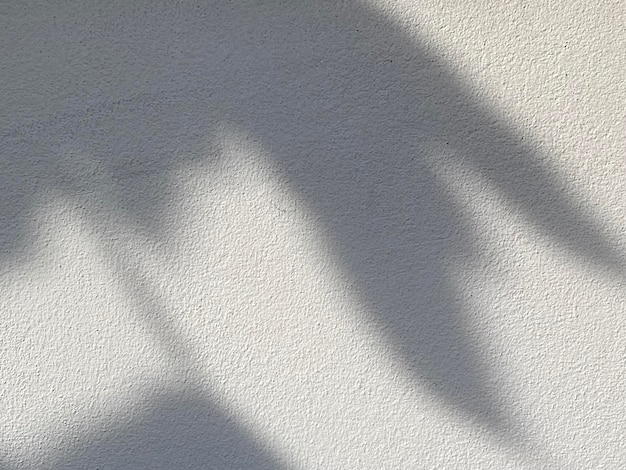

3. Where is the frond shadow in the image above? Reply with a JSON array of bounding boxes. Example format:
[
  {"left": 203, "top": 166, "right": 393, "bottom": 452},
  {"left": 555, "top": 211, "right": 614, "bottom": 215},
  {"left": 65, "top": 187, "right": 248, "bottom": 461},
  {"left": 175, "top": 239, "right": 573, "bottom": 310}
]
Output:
[{"left": 1, "top": 0, "right": 622, "bottom": 462}]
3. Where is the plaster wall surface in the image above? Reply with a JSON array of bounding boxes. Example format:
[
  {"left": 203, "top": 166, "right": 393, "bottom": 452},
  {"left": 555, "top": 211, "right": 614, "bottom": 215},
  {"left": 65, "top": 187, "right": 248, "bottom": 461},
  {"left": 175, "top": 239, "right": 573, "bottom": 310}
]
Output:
[{"left": 1, "top": 1, "right": 624, "bottom": 468}]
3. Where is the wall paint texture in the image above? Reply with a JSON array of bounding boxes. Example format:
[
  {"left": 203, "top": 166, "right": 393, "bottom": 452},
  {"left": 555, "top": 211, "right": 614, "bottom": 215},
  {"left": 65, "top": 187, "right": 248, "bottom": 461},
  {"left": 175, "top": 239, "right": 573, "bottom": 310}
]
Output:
[{"left": 1, "top": 1, "right": 625, "bottom": 468}]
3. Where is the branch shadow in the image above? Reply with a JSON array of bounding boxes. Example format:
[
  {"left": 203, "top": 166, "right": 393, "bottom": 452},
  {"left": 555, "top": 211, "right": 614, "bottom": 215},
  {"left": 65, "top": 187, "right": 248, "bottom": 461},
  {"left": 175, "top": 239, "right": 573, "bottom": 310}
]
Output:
[{"left": 1, "top": 0, "right": 622, "bottom": 461}]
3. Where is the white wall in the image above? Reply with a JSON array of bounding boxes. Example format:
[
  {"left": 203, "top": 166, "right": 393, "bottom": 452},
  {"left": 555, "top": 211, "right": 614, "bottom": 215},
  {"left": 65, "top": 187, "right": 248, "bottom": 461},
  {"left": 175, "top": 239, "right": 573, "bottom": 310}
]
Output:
[{"left": 1, "top": 1, "right": 624, "bottom": 468}]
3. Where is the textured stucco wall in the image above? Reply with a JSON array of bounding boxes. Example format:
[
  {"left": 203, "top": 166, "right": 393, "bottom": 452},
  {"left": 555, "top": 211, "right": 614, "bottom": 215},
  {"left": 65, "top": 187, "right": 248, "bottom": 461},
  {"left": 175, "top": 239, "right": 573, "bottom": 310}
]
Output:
[{"left": 1, "top": 1, "right": 624, "bottom": 468}]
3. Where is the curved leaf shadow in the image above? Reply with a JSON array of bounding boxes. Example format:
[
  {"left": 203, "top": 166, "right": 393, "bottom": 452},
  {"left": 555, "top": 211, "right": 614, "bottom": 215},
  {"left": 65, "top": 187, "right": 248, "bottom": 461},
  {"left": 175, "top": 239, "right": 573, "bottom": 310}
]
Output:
[
  {"left": 51, "top": 390, "right": 286, "bottom": 470},
  {"left": 1, "top": 0, "right": 622, "bottom": 459}
]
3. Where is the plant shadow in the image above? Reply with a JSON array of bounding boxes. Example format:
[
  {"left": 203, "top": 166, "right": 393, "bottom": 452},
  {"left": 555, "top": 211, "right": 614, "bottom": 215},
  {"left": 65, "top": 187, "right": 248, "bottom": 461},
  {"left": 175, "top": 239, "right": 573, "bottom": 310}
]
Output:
[
  {"left": 48, "top": 390, "right": 287, "bottom": 470},
  {"left": 1, "top": 0, "right": 622, "bottom": 462}
]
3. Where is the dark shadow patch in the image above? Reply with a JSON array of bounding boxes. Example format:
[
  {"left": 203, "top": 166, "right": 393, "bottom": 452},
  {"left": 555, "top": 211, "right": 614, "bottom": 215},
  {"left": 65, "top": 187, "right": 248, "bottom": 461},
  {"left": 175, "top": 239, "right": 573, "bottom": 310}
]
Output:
[{"left": 52, "top": 390, "right": 286, "bottom": 470}]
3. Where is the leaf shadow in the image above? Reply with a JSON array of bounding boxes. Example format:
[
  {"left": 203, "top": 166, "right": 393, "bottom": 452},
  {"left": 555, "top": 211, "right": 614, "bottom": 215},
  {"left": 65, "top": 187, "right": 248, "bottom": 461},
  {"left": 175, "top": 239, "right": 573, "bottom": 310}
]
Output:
[
  {"left": 1, "top": 0, "right": 623, "bottom": 462},
  {"left": 51, "top": 389, "right": 288, "bottom": 470}
]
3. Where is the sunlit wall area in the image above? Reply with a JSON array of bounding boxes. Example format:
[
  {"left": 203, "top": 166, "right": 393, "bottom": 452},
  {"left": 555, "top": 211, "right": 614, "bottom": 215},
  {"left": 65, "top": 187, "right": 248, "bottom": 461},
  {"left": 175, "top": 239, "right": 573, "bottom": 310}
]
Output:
[{"left": 1, "top": 1, "right": 624, "bottom": 468}]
